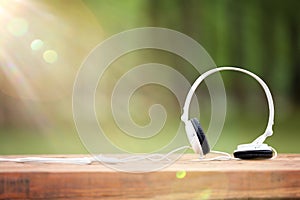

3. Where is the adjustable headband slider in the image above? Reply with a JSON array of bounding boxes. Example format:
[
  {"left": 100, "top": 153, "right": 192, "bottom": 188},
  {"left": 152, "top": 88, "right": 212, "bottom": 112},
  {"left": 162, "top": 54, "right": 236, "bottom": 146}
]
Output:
[
  {"left": 251, "top": 129, "right": 273, "bottom": 145},
  {"left": 181, "top": 113, "right": 188, "bottom": 123}
]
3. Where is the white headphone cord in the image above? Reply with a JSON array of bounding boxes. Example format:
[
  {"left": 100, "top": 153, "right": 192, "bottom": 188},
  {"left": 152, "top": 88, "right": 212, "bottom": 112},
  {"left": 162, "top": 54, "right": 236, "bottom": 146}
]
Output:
[
  {"left": 270, "top": 147, "right": 278, "bottom": 160},
  {"left": 0, "top": 146, "right": 277, "bottom": 164},
  {"left": 0, "top": 146, "right": 191, "bottom": 165},
  {"left": 195, "top": 150, "right": 233, "bottom": 161},
  {"left": 114, "top": 145, "right": 191, "bottom": 162}
]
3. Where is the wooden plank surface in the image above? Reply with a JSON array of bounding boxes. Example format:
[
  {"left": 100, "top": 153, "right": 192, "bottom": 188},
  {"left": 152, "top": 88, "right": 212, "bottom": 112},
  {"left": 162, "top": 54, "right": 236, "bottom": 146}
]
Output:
[{"left": 0, "top": 154, "right": 299, "bottom": 199}]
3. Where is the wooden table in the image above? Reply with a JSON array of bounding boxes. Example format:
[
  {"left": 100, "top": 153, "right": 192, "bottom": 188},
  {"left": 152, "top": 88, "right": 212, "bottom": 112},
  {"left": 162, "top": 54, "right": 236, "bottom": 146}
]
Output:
[{"left": 0, "top": 154, "right": 299, "bottom": 199}]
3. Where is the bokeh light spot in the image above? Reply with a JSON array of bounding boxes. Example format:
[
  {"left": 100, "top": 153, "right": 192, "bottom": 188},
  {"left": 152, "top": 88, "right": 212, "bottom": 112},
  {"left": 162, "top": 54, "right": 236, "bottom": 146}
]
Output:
[
  {"left": 43, "top": 50, "right": 58, "bottom": 64},
  {"left": 176, "top": 170, "right": 186, "bottom": 179},
  {"left": 7, "top": 17, "right": 28, "bottom": 37},
  {"left": 31, "top": 39, "right": 44, "bottom": 51},
  {"left": 198, "top": 189, "right": 212, "bottom": 199}
]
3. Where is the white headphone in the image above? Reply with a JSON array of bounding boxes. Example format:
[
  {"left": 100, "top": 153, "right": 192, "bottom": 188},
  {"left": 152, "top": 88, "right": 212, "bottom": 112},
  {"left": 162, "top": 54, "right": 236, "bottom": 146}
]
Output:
[
  {"left": 0, "top": 66, "right": 276, "bottom": 165},
  {"left": 181, "top": 66, "right": 275, "bottom": 159}
]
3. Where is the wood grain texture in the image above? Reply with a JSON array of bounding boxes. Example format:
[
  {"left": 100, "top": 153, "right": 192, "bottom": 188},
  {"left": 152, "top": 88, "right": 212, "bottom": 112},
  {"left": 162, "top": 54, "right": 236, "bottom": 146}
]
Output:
[{"left": 0, "top": 154, "right": 299, "bottom": 199}]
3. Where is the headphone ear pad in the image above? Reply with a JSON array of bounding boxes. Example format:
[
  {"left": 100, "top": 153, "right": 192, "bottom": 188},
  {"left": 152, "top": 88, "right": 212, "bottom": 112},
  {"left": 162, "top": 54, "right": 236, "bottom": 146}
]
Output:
[
  {"left": 191, "top": 118, "right": 210, "bottom": 155},
  {"left": 233, "top": 150, "right": 273, "bottom": 159}
]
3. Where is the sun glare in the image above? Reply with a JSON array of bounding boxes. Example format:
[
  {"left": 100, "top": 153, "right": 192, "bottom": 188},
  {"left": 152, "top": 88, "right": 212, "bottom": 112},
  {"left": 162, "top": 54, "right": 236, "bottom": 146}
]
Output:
[
  {"left": 0, "top": 0, "right": 103, "bottom": 128},
  {"left": 0, "top": 0, "right": 103, "bottom": 100},
  {"left": 7, "top": 17, "right": 28, "bottom": 37},
  {"left": 0, "top": 5, "right": 4, "bottom": 15}
]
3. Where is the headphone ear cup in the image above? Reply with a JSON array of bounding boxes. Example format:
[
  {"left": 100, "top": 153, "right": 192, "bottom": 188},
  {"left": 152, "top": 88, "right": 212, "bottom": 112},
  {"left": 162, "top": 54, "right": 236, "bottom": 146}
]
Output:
[
  {"left": 233, "top": 150, "right": 273, "bottom": 159},
  {"left": 191, "top": 118, "right": 210, "bottom": 155}
]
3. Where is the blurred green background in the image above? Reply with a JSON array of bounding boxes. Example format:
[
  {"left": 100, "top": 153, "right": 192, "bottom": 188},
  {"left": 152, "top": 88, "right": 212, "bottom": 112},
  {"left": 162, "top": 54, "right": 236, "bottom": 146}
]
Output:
[{"left": 0, "top": 0, "right": 299, "bottom": 155}]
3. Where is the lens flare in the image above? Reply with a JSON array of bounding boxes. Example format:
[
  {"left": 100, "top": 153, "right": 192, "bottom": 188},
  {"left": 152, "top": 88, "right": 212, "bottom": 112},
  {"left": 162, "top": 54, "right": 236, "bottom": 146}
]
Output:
[
  {"left": 0, "top": 6, "right": 4, "bottom": 15},
  {"left": 7, "top": 17, "right": 28, "bottom": 37},
  {"left": 30, "top": 39, "right": 43, "bottom": 51},
  {"left": 198, "top": 189, "right": 212, "bottom": 199},
  {"left": 2, "top": 59, "right": 37, "bottom": 99},
  {"left": 0, "top": 0, "right": 103, "bottom": 100},
  {"left": 43, "top": 50, "right": 58, "bottom": 64},
  {"left": 176, "top": 170, "right": 186, "bottom": 179}
]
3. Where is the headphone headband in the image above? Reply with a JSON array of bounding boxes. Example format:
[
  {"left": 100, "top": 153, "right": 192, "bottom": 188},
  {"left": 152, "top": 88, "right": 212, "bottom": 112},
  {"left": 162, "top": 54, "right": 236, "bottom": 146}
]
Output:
[{"left": 181, "top": 67, "right": 274, "bottom": 144}]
